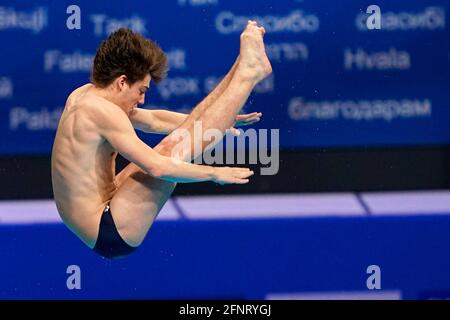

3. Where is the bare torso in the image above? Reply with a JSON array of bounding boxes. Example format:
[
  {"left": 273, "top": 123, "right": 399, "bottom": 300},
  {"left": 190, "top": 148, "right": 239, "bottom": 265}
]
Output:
[{"left": 51, "top": 84, "right": 118, "bottom": 248}]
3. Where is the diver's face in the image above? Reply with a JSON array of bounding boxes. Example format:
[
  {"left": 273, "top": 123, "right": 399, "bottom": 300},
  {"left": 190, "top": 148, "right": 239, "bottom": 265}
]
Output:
[{"left": 118, "top": 74, "right": 151, "bottom": 112}]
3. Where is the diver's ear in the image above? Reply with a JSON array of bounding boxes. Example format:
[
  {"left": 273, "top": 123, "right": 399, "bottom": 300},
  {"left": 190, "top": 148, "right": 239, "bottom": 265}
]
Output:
[{"left": 117, "top": 75, "right": 128, "bottom": 91}]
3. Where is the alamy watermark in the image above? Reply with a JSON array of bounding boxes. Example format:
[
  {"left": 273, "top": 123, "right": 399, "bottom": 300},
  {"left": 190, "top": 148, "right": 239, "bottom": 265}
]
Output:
[
  {"left": 366, "top": 5, "right": 381, "bottom": 30},
  {"left": 66, "top": 5, "right": 81, "bottom": 30},
  {"left": 366, "top": 264, "right": 381, "bottom": 290},
  {"left": 66, "top": 264, "right": 81, "bottom": 290},
  {"left": 169, "top": 121, "right": 280, "bottom": 175}
]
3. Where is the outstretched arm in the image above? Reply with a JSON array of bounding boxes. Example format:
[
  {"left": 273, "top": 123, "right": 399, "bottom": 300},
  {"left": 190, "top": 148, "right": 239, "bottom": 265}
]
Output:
[
  {"left": 129, "top": 108, "right": 186, "bottom": 134},
  {"left": 130, "top": 108, "right": 262, "bottom": 135},
  {"left": 97, "top": 101, "right": 253, "bottom": 184}
]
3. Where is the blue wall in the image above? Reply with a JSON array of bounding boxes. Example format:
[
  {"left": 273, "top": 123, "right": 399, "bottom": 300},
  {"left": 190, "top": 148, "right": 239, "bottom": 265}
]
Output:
[
  {"left": 0, "top": 0, "right": 450, "bottom": 154},
  {"left": 1, "top": 215, "right": 450, "bottom": 299}
]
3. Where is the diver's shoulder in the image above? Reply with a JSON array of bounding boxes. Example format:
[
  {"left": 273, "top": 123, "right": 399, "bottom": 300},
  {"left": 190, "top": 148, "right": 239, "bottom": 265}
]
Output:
[
  {"left": 75, "top": 92, "right": 123, "bottom": 122},
  {"left": 65, "top": 83, "right": 93, "bottom": 111},
  {"left": 66, "top": 83, "right": 93, "bottom": 102}
]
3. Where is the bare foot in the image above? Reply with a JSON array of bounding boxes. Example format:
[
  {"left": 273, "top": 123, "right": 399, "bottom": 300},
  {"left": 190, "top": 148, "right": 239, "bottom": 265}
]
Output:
[{"left": 237, "top": 21, "right": 272, "bottom": 82}]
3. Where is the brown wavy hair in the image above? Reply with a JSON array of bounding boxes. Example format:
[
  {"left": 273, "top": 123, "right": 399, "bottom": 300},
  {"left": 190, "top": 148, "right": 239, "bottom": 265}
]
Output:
[{"left": 91, "top": 28, "right": 168, "bottom": 87}]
